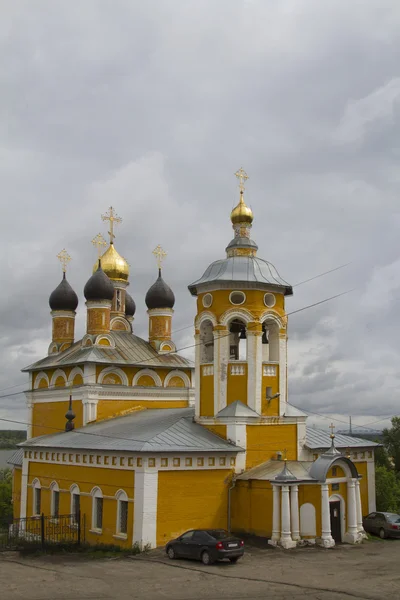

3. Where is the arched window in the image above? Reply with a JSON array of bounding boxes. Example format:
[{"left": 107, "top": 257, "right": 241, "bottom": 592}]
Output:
[
  {"left": 70, "top": 484, "right": 80, "bottom": 525},
  {"left": 200, "top": 319, "right": 214, "bottom": 363},
  {"left": 115, "top": 490, "right": 129, "bottom": 536},
  {"left": 91, "top": 487, "right": 103, "bottom": 531},
  {"left": 50, "top": 481, "right": 60, "bottom": 519},
  {"left": 262, "top": 319, "right": 279, "bottom": 362},
  {"left": 32, "top": 478, "right": 41, "bottom": 517},
  {"left": 229, "top": 319, "right": 247, "bottom": 361}
]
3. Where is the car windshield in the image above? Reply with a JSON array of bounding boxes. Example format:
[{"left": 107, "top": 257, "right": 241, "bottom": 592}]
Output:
[
  {"left": 207, "top": 530, "right": 230, "bottom": 540},
  {"left": 386, "top": 514, "right": 400, "bottom": 523}
]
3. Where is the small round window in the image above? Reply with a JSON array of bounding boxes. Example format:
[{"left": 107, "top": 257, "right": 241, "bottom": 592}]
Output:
[
  {"left": 264, "top": 293, "right": 276, "bottom": 308},
  {"left": 229, "top": 291, "right": 246, "bottom": 306},
  {"left": 202, "top": 293, "right": 213, "bottom": 308}
]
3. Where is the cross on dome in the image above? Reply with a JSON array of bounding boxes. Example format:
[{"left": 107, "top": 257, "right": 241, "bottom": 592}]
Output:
[
  {"left": 91, "top": 233, "right": 107, "bottom": 258},
  {"left": 102, "top": 206, "right": 122, "bottom": 244},
  {"left": 57, "top": 249, "right": 72, "bottom": 273},
  {"left": 234, "top": 167, "right": 249, "bottom": 193},
  {"left": 329, "top": 422, "right": 336, "bottom": 438},
  {"left": 153, "top": 245, "right": 167, "bottom": 270}
]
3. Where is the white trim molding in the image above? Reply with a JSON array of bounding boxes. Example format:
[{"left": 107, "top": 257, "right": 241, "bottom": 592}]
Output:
[
  {"left": 164, "top": 370, "right": 191, "bottom": 388},
  {"left": 50, "top": 369, "right": 68, "bottom": 388},
  {"left": 133, "top": 470, "right": 158, "bottom": 549},
  {"left": 194, "top": 311, "right": 218, "bottom": 329},
  {"left": 98, "top": 367, "right": 129, "bottom": 386},
  {"left": 34, "top": 372, "right": 50, "bottom": 390},
  {"left": 67, "top": 367, "right": 84, "bottom": 386},
  {"left": 132, "top": 369, "right": 162, "bottom": 387},
  {"left": 219, "top": 308, "right": 254, "bottom": 327}
]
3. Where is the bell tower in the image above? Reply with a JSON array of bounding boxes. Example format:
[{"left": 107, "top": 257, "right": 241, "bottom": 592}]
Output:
[{"left": 188, "top": 168, "right": 293, "bottom": 421}]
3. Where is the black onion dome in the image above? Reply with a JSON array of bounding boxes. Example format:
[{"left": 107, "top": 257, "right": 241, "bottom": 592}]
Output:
[
  {"left": 145, "top": 269, "right": 175, "bottom": 309},
  {"left": 125, "top": 292, "right": 136, "bottom": 316},
  {"left": 84, "top": 262, "right": 115, "bottom": 301},
  {"left": 49, "top": 273, "right": 79, "bottom": 311}
]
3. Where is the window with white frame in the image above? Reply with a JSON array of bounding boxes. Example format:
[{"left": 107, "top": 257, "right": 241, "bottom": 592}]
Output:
[
  {"left": 50, "top": 482, "right": 60, "bottom": 519},
  {"left": 70, "top": 484, "right": 80, "bottom": 525},
  {"left": 116, "top": 490, "right": 128, "bottom": 536},
  {"left": 32, "top": 479, "right": 41, "bottom": 516},
  {"left": 91, "top": 487, "right": 103, "bottom": 531}
]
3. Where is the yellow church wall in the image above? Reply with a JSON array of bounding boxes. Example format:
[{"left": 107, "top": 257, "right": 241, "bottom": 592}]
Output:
[
  {"left": 136, "top": 375, "right": 156, "bottom": 386},
  {"left": 156, "top": 469, "right": 231, "bottom": 546},
  {"left": 197, "top": 290, "right": 286, "bottom": 323},
  {"left": 96, "top": 399, "right": 188, "bottom": 421},
  {"left": 32, "top": 401, "right": 83, "bottom": 438},
  {"left": 202, "top": 424, "right": 227, "bottom": 439},
  {"left": 95, "top": 366, "right": 192, "bottom": 387},
  {"left": 231, "top": 480, "right": 273, "bottom": 537},
  {"left": 12, "top": 467, "right": 22, "bottom": 519},
  {"left": 355, "top": 461, "right": 369, "bottom": 517},
  {"left": 200, "top": 372, "right": 214, "bottom": 417},
  {"left": 167, "top": 376, "right": 185, "bottom": 388},
  {"left": 26, "top": 462, "right": 134, "bottom": 548},
  {"left": 298, "top": 485, "right": 322, "bottom": 538},
  {"left": 261, "top": 373, "right": 280, "bottom": 416},
  {"left": 245, "top": 424, "right": 297, "bottom": 469},
  {"left": 227, "top": 369, "right": 247, "bottom": 405},
  {"left": 33, "top": 367, "right": 75, "bottom": 389}
]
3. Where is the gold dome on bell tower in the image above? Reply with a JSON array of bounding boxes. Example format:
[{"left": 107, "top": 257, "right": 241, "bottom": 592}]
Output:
[
  {"left": 91, "top": 207, "right": 130, "bottom": 282},
  {"left": 230, "top": 167, "right": 254, "bottom": 225}
]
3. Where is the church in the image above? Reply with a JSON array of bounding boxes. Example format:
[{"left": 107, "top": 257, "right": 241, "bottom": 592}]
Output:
[{"left": 10, "top": 169, "right": 378, "bottom": 549}]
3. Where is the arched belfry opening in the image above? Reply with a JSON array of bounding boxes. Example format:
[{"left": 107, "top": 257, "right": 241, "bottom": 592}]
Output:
[
  {"left": 200, "top": 319, "right": 214, "bottom": 363},
  {"left": 229, "top": 319, "right": 247, "bottom": 361},
  {"left": 262, "top": 319, "right": 279, "bottom": 363}
]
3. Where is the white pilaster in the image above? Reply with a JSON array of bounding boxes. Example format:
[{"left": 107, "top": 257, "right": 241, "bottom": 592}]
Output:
[
  {"left": 278, "top": 333, "right": 287, "bottom": 416},
  {"left": 269, "top": 485, "right": 281, "bottom": 546},
  {"left": 290, "top": 485, "right": 300, "bottom": 541},
  {"left": 226, "top": 423, "right": 247, "bottom": 473},
  {"left": 344, "top": 478, "right": 360, "bottom": 544},
  {"left": 213, "top": 329, "right": 228, "bottom": 414},
  {"left": 318, "top": 484, "right": 335, "bottom": 548},
  {"left": 246, "top": 331, "right": 262, "bottom": 414},
  {"left": 194, "top": 333, "right": 201, "bottom": 418},
  {"left": 20, "top": 457, "right": 29, "bottom": 520},
  {"left": 133, "top": 470, "right": 158, "bottom": 549},
  {"left": 25, "top": 391, "right": 34, "bottom": 440},
  {"left": 280, "top": 485, "right": 296, "bottom": 548},
  {"left": 355, "top": 479, "right": 367, "bottom": 538},
  {"left": 367, "top": 459, "right": 376, "bottom": 513},
  {"left": 84, "top": 363, "right": 97, "bottom": 385}
]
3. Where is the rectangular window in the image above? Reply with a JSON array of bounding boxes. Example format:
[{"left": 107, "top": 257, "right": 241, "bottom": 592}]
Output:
[
  {"left": 332, "top": 483, "right": 340, "bottom": 492},
  {"left": 94, "top": 497, "right": 103, "bottom": 530},
  {"left": 72, "top": 494, "right": 80, "bottom": 524},
  {"left": 332, "top": 467, "right": 337, "bottom": 476},
  {"left": 52, "top": 491, "right": 60, "bottom": 519},
  {"left": 34, "top": 488, "right": 41, "bottom": 516},
  {"left": 118, "top": 501, "right": 128, "bottom": 535}
]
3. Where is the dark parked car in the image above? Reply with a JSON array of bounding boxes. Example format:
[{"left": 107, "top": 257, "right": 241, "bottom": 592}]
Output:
[
  {"left": 363, "top": 512, "right": 400, "bottom": 539},
  {"left": 166, "top": 529, "right": 244, "bottom": 565}
]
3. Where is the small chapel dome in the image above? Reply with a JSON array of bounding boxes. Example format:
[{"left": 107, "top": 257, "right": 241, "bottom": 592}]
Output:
[
  {"left": 93, "top": 243, "right": 129, "bottom": 282},
  {"left": 49, "top": 273, "right": 79, "bottom": 311},
  {"left": 125, "top": 292, "right": 136, "bottom": 316},
  {"left": 145, "top": 269, "right": 175, "bottom": 309},
  {"left": 230, "top": 192, "right": 254, "bottom": 225},
  {"left": 84, "top": 262, "right": 115, "bottom": 302}
]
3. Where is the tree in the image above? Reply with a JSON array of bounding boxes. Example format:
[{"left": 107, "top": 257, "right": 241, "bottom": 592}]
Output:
[
  {"left": 375, "top": 465, "right": 400, "bottom": 513},
  {"left": 0, "top": 469, "right": 12, "bottom": 520},
  {"left": 374, "top": 445, "right": 392, "bottom": 470},
  {"left": 382, "top": 417, "right": 400, "bottom": 473}
]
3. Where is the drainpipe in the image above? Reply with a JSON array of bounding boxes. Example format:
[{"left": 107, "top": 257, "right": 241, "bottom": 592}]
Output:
[{"left": 227, "top": 477, "right": 237, "bottom": 533}]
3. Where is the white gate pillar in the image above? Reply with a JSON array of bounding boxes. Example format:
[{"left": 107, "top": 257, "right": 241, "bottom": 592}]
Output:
[
  {"left": 290, "top": 485, "right": 300, "bottom": 541},
  {"left": 269, "top": 485, "right": 281, "bottom": 546},
  {"left": 280, "top": 485, "right": 296, "bottom": 549},
  {"left": 344, "top": 478, "right": 361, "bottom": 544},
  {"left": 318, "top": 483, "right": 335, "bottom": 548}
]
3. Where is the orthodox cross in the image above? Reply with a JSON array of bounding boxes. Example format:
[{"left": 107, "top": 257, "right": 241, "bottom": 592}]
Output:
[
  {"left": 57, "top": 249, "right": 71, "bottom": 273},
  {"left": 283, "top": 448, "right": 287, "bottom": 461},
  {"left": 91, "top": 233, "right": 107, "bottom": 258},
  {"left": 329, "top": 422, "right": 336, "bottom": 438},
  {"left": 234, "top": 167, "right": 249, "bottom": 193},
  {"left": 102, "top": 206, "right": 122, "bottom": 243},
  {"left": 153, "top": 245, "right": 167, "bottom": 270}
]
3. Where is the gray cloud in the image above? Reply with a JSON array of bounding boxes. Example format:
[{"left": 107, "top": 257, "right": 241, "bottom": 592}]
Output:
[{"left": 1, "top": 0, "right": 400, "bottom": 433}]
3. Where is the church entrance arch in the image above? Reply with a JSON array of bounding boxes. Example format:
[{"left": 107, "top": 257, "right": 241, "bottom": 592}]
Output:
[{"left": 329, "top": 494, "right": 345, "bottom": 543}]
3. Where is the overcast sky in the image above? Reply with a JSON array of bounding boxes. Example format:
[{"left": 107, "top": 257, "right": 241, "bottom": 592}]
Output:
[{"left": 1, "top": 0, "right": 400, "bottom": 433}]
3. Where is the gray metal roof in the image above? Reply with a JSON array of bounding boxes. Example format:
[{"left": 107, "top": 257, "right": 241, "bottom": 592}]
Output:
[
  {"left": 188, "top": 255, "right": 293, "bottom": 295},
  {"left": 21, "top": 408, "right": 242, "bottom": 453},
  {"left": 306, "top": 428, "right": 379, "bottom": 450},
  {"left": 7, "top": 448, "right": 23, "bottom": 467},
  {"left": 23, "top": 331, "right": 194, "bottom": 372},
  {"left": 309, "top": 453, "right": 359, "bottom": 482},
  {"left": 237, "top": 459, "right": 314, "bottom": 481},
  {"left": 216, "top": 400, "right": 259, "bottom": 419}
]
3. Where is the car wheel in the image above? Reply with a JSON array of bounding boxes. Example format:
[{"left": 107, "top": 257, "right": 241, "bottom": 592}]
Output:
[
  {"left": 201, "top": 550, "right": 213, "bottom": 565},
  {"left": 167, "top": 546, "right": 176, "bottom": 559},
  {"left": 229, "top": 557, "right": 239, "bottom": 563},
  {"left": 379, "top": 528, "right": 386, "bottom": 539}
]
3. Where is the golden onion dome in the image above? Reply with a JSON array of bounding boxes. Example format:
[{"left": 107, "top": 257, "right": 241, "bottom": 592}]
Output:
[
  {"left": 230, "top": 192, "right": 254, "bottom": 225},
  {"left": 93, "top": 243, "right": 129, "bottom": 282}
]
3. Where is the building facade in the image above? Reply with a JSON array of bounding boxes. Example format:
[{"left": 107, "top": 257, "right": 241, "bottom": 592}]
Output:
[{"left": 10, "top": 175, "right": 377, "bottom": 549}]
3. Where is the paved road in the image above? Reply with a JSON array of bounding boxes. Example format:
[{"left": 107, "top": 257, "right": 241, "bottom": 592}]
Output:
[{"left": 0, "top": 539, "right": 399, "bottom": 600}]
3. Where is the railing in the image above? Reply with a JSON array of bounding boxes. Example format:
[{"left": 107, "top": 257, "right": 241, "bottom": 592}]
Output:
[
  {"left": 229, "top": 362, "right": 246, "bottom": 376},
  {"left": 262, "top": 362, "right": 278, "bottom": 377},
  {"left": 202, "top": 364, "right": 214, "bottom": 376},
  {"left": 0, "top": 513, "right": 85, "bottom": 551}
]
